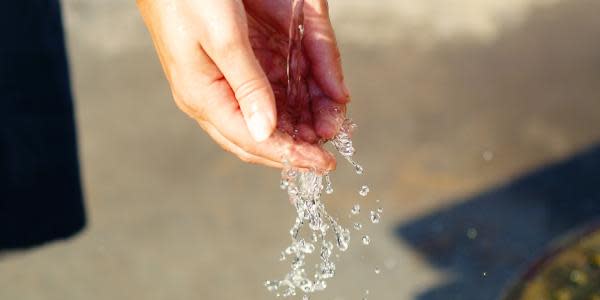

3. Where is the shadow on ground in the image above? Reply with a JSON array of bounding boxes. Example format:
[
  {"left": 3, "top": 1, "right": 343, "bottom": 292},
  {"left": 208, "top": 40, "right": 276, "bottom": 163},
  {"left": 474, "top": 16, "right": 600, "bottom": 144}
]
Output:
[
  {"left": 396, "top": 144, "right": 600, "bottom": 300},
  {"left": 388, "top": 1, "right": 600, "bottom": 299}
]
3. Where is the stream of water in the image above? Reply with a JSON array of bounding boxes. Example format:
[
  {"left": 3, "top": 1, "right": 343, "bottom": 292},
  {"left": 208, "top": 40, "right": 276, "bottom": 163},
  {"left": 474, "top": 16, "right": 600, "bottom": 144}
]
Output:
[{"left": 264, "top": 0, "right": 381, "bottom": 298}]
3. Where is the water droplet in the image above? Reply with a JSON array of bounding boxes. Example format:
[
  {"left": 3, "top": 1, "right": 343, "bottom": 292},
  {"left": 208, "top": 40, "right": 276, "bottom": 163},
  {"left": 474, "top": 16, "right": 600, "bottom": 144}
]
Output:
[
  {"left": 313, "top": 280, "right": 327, "bottom": 291},
  {"left": 370, "top": 211, "right": 381, "bottom": 224},
  {"left": 280, "top": 178, "right": 289, "bottom": 190},
  {"left": 291, "top": 256, "right": 305, "bottom": 270},
  {"left": 320, "top": 247, "right": 332, "bottom": 261},
  {"left": 374, "top": 266, "right": 381, "bottom": 274},
  {"left": 375, "top": 199, "right": 380, "bottom": 203},
  {"left": 483, "top": 150, "right": 494, "bottom": 161},
  {"left": 299, "top": 241, "right": 316, "bottom": 254},
  {"left": 359, "top": 185, "right": 370, "bottom": 197},
  {"left": 303, "top": 295, "right": 310, "bottom": 300},
  {"left": 324, "top": 174, "right": 333, "bottom": 194},
  {"left": 285, "top": 245, "right": 297, "bottom": 255},
  {"left": 377, "top": 207, "right": 383, "bottom": 213},
  {"left": 353, "top": 223, "right": 363, "bottom": 230},
  {"left": 362, "top": 235, "right": 371, "bottom": 245},
  {"left": 355, "top": 164, "right": 364, "bottom": 175},
  {"left": 336, "top": 228, "right": 351, "bottom": 251},
  {"left": 351, "top": 204, "right": 360, "bottom": 215},
  {"left": 279, "top": 252, "right": 286, "bottom": 261},
  {"left": 287, "top": 168, "right": 298, "bottom": 179},
  {"left": 467, "top": 228, "right": 478, "bottom": 240},
  {"left": 264, "top": 280, "right": 279, "bottom": 292},
  {"left": 299, "top": 279, "right": 313, "bottom": 293},
  {"left": 319, "top": 261, "right": 335, "bottom": 279},
  {"left": 288, "top": 186, "right": 299, "bottom": 197},
  {"left": 325, "top": 186, "right": 333, "bottom": 194}
]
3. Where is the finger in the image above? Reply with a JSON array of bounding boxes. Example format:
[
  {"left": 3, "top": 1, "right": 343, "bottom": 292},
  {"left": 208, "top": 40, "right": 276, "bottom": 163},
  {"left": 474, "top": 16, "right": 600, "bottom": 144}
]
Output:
[
  {"left": 309, "top": 78, "right": 346, "bottom": 139},
  {"left": 195, "top": 0, "right": 276, "bottom": 142},
  {"left": 202, "top": 88, "right": 336, "bottom": 170},
  {"left": 297, "top": 123, "right": 318, "bottom": 143},
  {"left": 196, "top": 119, "right": 284, "bottom": 168},
  {"left": 297, "top": 90, "right": 319, "bottom": 143},
  {"left": 313, "top": 97, "right": 346, "bottom": 139},
  {"left": 303, "top": 0, "right": 350, "bottom": 104}
]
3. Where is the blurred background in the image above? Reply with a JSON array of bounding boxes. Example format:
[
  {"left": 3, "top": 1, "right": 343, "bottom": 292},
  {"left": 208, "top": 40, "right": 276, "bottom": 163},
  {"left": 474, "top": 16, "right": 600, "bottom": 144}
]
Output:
[{"left": 1, "top": 0, "right": 600, "bottom": 299}]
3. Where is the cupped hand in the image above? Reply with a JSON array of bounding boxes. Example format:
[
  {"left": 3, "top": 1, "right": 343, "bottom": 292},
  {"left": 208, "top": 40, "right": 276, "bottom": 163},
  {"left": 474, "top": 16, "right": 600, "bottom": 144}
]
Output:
[{"left": 137, "top": 0, "right": 349, "bottom": 170}]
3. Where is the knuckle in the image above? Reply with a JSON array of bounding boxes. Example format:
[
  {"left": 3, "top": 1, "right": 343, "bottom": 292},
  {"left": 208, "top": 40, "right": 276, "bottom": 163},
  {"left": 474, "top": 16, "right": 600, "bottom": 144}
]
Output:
[
  {"left": 234, "top": 77, "right": 270, "bottom": 104},
  {"left": 209, "top": 24, "right": 247, "bottom": 55},
  {"left": 213, "top": 34, "right": 241, "bottom": 54}
]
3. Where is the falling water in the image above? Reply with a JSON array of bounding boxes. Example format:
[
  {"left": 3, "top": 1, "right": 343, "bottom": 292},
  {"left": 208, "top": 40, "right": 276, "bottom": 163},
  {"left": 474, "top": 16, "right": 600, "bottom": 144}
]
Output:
[
  {"left": 266, "top": 119, "right": 358, "bottom": 297},
  {"left": 265, "top": 0, "right": 381, "bottom": 297}
]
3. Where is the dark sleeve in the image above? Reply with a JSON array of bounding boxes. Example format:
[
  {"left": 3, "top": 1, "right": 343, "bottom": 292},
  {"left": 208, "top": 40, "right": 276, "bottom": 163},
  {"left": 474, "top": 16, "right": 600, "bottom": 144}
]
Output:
[{"left": 0, "top": 0, "right": 86, "bottom": 249}]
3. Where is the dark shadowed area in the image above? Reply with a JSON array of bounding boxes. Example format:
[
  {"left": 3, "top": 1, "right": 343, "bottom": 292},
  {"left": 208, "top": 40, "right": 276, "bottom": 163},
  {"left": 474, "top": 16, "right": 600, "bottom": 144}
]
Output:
[{"left": 397, "top": 145, "right": 600, "bottom": 299}]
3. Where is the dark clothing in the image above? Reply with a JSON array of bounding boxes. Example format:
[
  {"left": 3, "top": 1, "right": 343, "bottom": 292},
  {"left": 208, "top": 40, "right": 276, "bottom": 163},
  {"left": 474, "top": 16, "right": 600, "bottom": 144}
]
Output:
[{"left": 0, "top": 0, "right": 85, "bottom": 249}]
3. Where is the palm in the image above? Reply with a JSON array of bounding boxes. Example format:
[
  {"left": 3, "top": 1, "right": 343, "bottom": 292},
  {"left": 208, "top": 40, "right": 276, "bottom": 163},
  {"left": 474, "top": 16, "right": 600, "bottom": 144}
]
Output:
[{"left": 245, "top": 0, "right": 346, "bottom": 143}]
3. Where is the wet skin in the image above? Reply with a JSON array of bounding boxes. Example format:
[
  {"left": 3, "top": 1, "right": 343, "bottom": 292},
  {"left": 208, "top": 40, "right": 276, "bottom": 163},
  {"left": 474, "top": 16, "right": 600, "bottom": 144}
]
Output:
[{"left": 137, "top": 0, "right": 350, "bottom": 171}]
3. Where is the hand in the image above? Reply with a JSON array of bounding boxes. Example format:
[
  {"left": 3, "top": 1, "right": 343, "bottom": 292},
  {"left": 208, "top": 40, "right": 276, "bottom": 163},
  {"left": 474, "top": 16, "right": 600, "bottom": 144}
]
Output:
[{"left": 137, "top": 0, "right": 349, "bottom": 171}]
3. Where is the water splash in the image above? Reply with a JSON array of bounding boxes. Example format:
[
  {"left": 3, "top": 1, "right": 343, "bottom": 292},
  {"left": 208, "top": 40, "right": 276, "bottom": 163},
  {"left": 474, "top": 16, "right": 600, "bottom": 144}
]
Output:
[
  {"left": 370, "top": 211, "right": 381, "bottom": 224},
  {"left": 359, "top": 185, "right": 370, "bottom": 197},
  {"left": 353, "top": 223, "right": 363, "bottom": 231},
  {"left": 362, "top": 235, "right": 371, "bottom": 245},
  {"left": 324, "top": 174, "right": 334, "bottom": 194},
  {"left": 266, "top": 120, "right": 360, "bottom": 297},
  {"left": 265, "top": 0, "right": 381, "bottom": 297},
  {"left": 351, "top": 204, "right": 361, "bottom": 215}
]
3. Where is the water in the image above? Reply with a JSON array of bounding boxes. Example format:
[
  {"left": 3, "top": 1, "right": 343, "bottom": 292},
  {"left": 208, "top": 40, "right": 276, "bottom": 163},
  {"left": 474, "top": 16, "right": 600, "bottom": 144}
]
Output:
[
  {"left": 467, "top": 228, "right": 478, "bottom": 240},
  {"left": 370, "top": 211, "right": 381, "bottom": 224},
  {"left": 266, "top": 159, "right": 354, "bottom": 296},
  {"left": 264, "top": 0, "right": 382, "bottom": 297},
  {"left": 351, "top": 204, "right": 361, "bottom": 215},
  {"left": 362, "top": 235, "right": 371, "bottom": 245},
  {"left": 324, "top": 175, "right": 334, "bottom": 194},
  {"left": 359, "top": 185, "right": 370, "bottom": 197}
]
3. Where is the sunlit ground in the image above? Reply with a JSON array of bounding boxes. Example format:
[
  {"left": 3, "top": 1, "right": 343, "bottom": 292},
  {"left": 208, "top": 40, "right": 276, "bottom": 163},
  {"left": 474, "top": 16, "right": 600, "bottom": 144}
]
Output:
[{"left": 1, "top": 0, "right": 599, "bottom": 299}]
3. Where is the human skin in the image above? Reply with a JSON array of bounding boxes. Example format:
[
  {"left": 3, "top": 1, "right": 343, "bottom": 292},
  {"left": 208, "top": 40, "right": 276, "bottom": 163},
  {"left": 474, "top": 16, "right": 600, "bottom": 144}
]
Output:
[{"left": 137, "top": 0, "right": 349, "bottom": 171}]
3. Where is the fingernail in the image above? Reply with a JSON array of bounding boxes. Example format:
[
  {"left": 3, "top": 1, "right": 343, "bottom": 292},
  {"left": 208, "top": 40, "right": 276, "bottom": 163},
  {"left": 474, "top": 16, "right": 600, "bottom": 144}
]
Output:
[{"left": 248, "top": 112, "right": 273, "bottom": 142}]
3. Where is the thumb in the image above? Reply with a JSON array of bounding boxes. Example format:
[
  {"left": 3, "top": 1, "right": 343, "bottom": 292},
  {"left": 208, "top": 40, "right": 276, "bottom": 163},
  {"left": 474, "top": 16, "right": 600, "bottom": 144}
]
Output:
[
  {"left": 197, "top": 4, "right": 276, "bottom": 142},
  {"left": 218, "top": 46, "right": 277, "bottom": 142}
]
